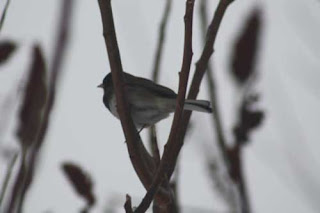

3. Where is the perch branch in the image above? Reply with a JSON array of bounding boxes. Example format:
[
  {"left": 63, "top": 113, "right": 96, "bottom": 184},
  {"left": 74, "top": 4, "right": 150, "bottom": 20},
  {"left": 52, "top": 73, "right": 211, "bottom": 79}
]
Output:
[
  {"left": 97, "top": 0, "right": 172, "bottom": 208},
  {"left": 134, "top": 0, "right": 195, "bottom": 211},
  {"left": 97, "top": 0, "right": 155, "bottom": 187}
]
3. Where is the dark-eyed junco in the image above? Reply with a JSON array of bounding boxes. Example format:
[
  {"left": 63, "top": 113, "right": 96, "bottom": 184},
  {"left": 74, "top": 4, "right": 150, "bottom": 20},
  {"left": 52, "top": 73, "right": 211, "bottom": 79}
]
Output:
[{"left": 98, "top": 72, "right": 212, "bottom": 129}]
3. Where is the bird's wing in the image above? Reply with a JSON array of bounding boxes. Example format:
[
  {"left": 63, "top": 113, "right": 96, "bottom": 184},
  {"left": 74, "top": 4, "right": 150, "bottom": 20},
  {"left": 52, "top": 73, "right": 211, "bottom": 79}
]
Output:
[{"left": 124, "top": 72, "right": 177, "bottom": 99}]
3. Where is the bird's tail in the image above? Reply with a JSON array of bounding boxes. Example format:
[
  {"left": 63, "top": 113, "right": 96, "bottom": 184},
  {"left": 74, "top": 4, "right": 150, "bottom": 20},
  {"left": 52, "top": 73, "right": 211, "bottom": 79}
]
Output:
[{"left": 184, "top": 99, "right": 212, "bottom": 113}]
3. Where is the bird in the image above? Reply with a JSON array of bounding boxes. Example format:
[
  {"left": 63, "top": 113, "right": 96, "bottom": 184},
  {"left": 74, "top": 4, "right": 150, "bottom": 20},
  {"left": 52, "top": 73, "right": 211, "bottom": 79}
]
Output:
[{"left": 98, "top": 72, "right": 212, "bottom": 130}]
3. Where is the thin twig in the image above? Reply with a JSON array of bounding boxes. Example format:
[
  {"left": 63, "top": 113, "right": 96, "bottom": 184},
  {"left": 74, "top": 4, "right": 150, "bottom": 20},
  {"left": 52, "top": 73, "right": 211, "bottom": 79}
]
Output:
[
  {"left": 0, "top": 0, "right": 12, "bottom": 33},
  {"left": 148, "top": 0, "right": 172, "bottom": 164},
  {"left": 150, "top": 126, "right": 160, "bottom": 165},
  {"left": 151, "top": 0, "right": 172, "bottom": 83},
  {"left": 0, "top": 152, "right": 18, "bottom": 208},
  {"left": 134, "top": 0, "right": 195, "bottom": 211}
]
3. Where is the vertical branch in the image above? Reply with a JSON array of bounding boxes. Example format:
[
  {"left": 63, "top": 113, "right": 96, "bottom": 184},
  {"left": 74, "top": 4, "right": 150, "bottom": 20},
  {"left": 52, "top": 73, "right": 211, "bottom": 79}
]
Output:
[
  {"left": 97, "top": 0, "right": 172, "bottom": 207},
  {"left": 133, "top": 0, "right": 195, "bottom": 211},
  {"left": 151, "top": 0, "right": 172, "bottom": 83},
  {"left": 149, "top": 0, "right": 172, "bottom": 169},
  {"left": 150, "top": 126, "right": 160, "bottom": 165},
  {"left": 6, "top": 45, "right": 47, "bottom": 213},
  {"left": 20, "top": 0, "right": 74, "bottom": 199},
  {"left": 228, "top": 146, "right": 250, "bottom": 213},
  {"left": 97, "top": 0, "right": 155, "bottom": 188},
  {"left": 166, "top": 0, "right": 234, "bottom": 180},
  {"left": 0, "top": 152, "right": 18, "bottom": 208},
  {"left": 199, "top": 0, "right": 229, "bottom": 165},
  {"left": 227, "top": 9, "right": 263, "bottom": 213},
  {"left": 0, "top": 0, "right": 12, "bottom": 33},
  {"left": 5, "top": 1, "right": 75, "bottom": 212}
]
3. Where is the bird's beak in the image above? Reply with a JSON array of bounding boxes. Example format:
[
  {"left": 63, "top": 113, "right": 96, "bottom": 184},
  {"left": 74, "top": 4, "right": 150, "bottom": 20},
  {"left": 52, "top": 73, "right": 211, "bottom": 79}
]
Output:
[{"left": 97, "top": 83, "right": 103, "bottom": 88}]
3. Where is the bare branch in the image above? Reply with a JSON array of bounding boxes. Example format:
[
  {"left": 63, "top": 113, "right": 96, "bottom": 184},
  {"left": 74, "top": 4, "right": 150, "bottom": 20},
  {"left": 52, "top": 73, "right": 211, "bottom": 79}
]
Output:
[
  {"left": 0, "top": 0, "right": 12, "bottom": 33},
  {"left": 227, "top": 9, "right": 264, "bottom": 213},
  {"left": 148, "top": 0, "right": 172, "bottom": 167},
  {"left": 167, "top": 0, "right": 234, "bottom": 180},
  {"left": 151, "top": 0, "right": 172, "bottom": 83},
  {"left": 6, "top": 45, "right": 47, "bottom": 213},
  {"left": 97, "top": 0, "right": 154, "bottom": 186},
  {"left": 0, "top": 152, "right": 18, "bottom": 208},
  {"left": 97, "top": 0, "right": 171, "bottom": 207},
  {"left": 134, "top": 0, "right": 195, "bottom": 211},
  {"left": 6, "top": 1, "right": 75, "bottom": 212}
]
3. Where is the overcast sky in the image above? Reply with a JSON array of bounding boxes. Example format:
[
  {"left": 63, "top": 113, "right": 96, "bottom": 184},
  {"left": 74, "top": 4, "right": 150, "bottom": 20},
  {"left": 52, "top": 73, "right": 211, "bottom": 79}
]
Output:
[{"left": 1, "top": 0, "right": 320, "bottom": 212}]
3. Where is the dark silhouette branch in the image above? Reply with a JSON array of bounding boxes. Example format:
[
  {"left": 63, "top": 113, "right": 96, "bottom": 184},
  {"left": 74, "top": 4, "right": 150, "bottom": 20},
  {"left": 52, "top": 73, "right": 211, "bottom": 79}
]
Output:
[
  {"left": 148, "top": 0, "right": 172, "bottom": 167},
  {"left": 97, "top": 0, "right": 172, "bottom": 208},
  {"left": 97, "top": 0, "right": 154, "bottom": 186},
  {"left": 6, "top": 45, "right": 47, "bottom": 213},
  {"left": 5, "top": 1, "right": 75, "bottom": 212},
  {"left": 227, "top": 9, "right": 263, "bottom": 213},
  {"left": 0, "top": 152, "right": 18, "bottom": 208},
  {"left": 148, "top": 1, "right": 173, "bottom": 200},
  {"left": 151, "top": 0, "right": 172, "bottom": 83},
  {"left": 148, "top": 2, "right": 174, "bottom": 210},
  {"left": 133, "top": 0, "right": 195, "bottom": 211},
  {"left": 134, "top": 0, "right": 235, "bottom": 210},
  {"left": 167, "top": 0, "right": 234, "bottom": 180},
  {"left": 0, "top": 0, "right": 11, "bottom": 33},
  {"left": 19, "top": 0, "right": 74, "bottom": 209}
]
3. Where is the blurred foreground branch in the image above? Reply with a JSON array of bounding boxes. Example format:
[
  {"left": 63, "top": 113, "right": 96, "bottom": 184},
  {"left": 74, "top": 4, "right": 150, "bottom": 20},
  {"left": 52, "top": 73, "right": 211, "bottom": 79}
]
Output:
[
  {"left": 62, "top": 162, "right": 96, "bottom": 213},
  {"left": 5, "top": 0, "right": 74, "bottom": 212},
  {"left": 199, "top": 2, "right": 264, "bottom": 212}
]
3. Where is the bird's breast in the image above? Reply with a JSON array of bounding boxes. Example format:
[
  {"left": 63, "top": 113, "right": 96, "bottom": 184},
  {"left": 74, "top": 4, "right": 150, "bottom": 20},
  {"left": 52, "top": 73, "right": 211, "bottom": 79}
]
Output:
[{"left": 108, "top": 94, "right": 119, "bottom": 119}]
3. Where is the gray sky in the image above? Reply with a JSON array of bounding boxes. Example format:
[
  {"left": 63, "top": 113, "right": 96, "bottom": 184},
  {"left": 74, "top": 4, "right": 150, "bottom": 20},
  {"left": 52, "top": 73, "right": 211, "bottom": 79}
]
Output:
[{"left": 1, "top": 0, "right": 320, "bottom": 212}]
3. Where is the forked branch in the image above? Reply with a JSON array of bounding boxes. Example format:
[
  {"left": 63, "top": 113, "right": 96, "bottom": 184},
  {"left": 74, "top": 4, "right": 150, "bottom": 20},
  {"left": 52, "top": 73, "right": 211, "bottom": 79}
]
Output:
[
  {"left": 134, "top": 0, "right": 195, "bottom": 211},
  {"left": 97, "top": 0, "right": 172, "bottom": 207}
]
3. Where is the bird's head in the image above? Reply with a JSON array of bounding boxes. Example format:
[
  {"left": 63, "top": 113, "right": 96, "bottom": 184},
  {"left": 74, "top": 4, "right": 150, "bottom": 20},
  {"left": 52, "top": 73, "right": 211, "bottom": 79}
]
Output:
[{"left": 97, "top": 72, "right": 112, "bottom": 91}]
